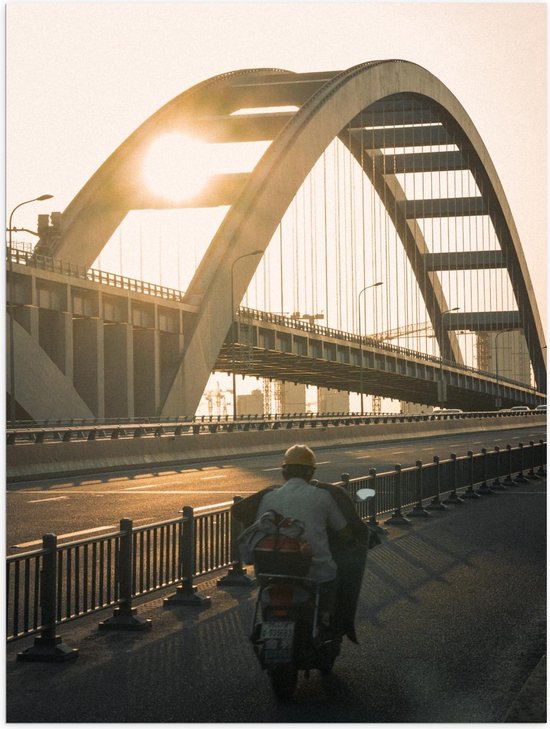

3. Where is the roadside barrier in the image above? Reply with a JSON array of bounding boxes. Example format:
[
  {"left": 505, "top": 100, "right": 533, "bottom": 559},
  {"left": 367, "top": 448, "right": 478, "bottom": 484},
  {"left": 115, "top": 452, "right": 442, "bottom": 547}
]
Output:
[
  {"left": 7, "top": 441, "right": 546, "bottom": 661},
  {"left": 5, "top": 409, "right": 545, "bottom": 446}
]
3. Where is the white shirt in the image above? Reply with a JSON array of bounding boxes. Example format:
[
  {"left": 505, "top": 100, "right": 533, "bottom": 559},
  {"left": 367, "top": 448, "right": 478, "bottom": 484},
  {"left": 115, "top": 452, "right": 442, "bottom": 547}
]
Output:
[{"left": 256, "top": 478, "right": 347, "bottom": 583}]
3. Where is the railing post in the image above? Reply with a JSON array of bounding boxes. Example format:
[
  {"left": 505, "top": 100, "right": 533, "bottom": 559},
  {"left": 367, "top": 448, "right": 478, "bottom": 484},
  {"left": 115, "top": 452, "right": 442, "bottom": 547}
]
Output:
[
  {"left": 99, "top": 519, "right": 151, "bottom": 630},
  {"left": 514, "top": 443, "right": 529, "bottom": 483},
  {"left": 476, "top": 448, "right": 494, "bottom": 495},
  {"left": 426, "top": 455, "right": 448, "bottom": 510},
  {"left": 217, "top": 497, "right": 256, "bottom": 587},
  {"left": 443, "top": 453, "right": 464, "bottom": 504},
  {"left": 384, "top": 465, "right": 412, "bottom": 526},
  {"left": 366, "top": 468, "right": 387, "bottom": 536},
  {"left": 537, "top": 440, "right": 547, "bottom": 477},
  {"left": 407, "top": 460, "right": 430, "bottom": 517},
  {"left": 17, "top": 534, "right": 79, "bottom": 662},
  {"left": 164, "top": 506, "right": 211, "bottom": 606},
  {"left": 462, "top": 450, "right": 480, "bottom": 499},
  {"left": 527, "top": 441, "right": 541, "bottom": 480},
  {"left": 491, "top": 446, "right": 506, "bottom": 490},
  {"left": 503, "top": 444, "right": 517, "bottom": 486}
]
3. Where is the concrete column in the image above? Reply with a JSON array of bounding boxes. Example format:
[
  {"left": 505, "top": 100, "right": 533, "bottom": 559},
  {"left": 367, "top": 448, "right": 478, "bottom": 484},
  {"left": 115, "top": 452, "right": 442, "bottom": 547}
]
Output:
[
  {"left": 104, "top": 322, "right": 134, "bottom": 419},
  {"left": 159, "top": 331, "right": 181, "bottom": 405},
  {"left": 38, "top": 310, "right": 73, "bottom": 376},
  {"left": 133, "top": 329, "right": 158, "bottom": 417},
  {"left": 73, "top": 318, "right": 104, "bottom": 417}
]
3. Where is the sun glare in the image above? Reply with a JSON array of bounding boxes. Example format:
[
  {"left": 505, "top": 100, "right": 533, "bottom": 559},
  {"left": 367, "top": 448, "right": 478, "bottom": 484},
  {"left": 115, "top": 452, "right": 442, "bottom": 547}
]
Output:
[
  {"left": 143, "top": 133, "right": 211, "bottom": 202},
  {"left": 142, "top": 133, "right": 271, "bottom": 203}
]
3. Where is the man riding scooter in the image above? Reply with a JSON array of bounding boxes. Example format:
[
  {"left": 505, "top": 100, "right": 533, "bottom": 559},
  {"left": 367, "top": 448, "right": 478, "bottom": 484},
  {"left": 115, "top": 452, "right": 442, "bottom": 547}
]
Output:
[{"left": 232, "top": 444, "right": 373, "bottom": 642}]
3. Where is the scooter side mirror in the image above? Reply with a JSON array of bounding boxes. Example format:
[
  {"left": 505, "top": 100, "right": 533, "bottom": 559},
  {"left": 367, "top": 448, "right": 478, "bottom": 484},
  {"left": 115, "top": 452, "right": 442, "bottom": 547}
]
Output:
[{"left": 355, "top": 488, "right": 375, "bottom": 502}]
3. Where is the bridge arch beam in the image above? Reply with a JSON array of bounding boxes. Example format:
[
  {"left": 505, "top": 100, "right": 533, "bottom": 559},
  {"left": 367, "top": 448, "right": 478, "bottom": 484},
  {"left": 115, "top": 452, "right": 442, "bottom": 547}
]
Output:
[{"left": 38, "top": 61, "right": 545, "bottom": 417}]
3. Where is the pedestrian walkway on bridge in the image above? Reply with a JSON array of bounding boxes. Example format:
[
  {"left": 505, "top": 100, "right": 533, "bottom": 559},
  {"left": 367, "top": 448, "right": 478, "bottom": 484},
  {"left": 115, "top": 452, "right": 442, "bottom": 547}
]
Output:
[{"left": 6, "top": 477, "right": 546, "bottom": 722}]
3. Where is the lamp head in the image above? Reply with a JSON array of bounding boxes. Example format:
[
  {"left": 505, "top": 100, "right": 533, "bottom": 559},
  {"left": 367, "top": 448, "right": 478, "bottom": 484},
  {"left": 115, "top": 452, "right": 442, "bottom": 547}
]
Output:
[{"left": 36, "top": 194, "right": 53, "bottom": 201}]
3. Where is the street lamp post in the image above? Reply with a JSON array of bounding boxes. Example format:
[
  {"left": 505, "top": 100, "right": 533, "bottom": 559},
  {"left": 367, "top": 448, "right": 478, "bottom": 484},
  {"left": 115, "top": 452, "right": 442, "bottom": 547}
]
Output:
[
  {"left": 358, "top": 282, "right": 383, "bottom": 415},
  {"left": 7, "top": 194, "right": 53, "bottom": 426},
  {"left": 438, "top": 306, "right": 459, "bottom": 408},
  {"left": 230, "top": 250, "right": 262, "bottom": 421}
]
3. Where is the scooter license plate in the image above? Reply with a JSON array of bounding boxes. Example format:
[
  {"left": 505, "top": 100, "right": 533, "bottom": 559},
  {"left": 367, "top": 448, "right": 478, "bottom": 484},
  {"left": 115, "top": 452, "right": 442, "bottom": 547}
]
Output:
[{"left": 260, "top": 621, "right": 295, "bottom": 663}]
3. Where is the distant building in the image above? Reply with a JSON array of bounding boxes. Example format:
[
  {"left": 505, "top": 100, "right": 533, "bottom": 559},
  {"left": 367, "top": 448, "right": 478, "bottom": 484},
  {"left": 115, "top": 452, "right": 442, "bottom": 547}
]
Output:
[
  {"left": 237, "top": 388, "right": 264, "bottom": 416},
  {"left": 477, "top": 331, "right": 531, "bottom": 385},
  {"left": 400, "top": 401, "right": 427, "bottom": 415},
  {"left": 318, "top": 387, "right": 349, "bottom": 413},
  {"left": 280, "top": 382, "right": 306, "bottom": 413},
  {"left": 263, "top": 380, "right": 306, "bottom": 414}
]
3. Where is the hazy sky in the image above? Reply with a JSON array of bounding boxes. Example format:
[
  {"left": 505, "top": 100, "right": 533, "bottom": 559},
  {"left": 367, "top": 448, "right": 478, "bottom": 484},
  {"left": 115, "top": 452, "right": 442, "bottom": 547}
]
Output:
[{"left": 6, "top": 1, "right": 547, "bottom": 330}]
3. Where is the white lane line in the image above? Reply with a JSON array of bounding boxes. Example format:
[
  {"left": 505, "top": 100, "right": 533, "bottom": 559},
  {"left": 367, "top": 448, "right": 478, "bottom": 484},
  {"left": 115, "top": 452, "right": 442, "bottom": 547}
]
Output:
[
  {"left": 13, "top": 489, "right": 265, "bottom": 496},
  {"left": 316, "top": 461, "right": 331, "bottom": 465},
  {"left": 201, "top": 475, "right": 226, "bottom": 481},
  {"left": 356, "top": 455, "right": 370, "bottom": 460},
  {"left": 125, "top": 484, "right": 157, "bottom": 491},
  {"left": 27, "top": 495, "right": 68, "bottom": 504},
  {"left": 262, "top": 467, "right": 280, "bottom": 472},
  {"left": 195, "top": 501, "right": 234, "bottom": 512},
  {"left": 392, "top": 451, "right": 405, "bottom": 455},
  {"left": 13, "top": 524, "right": 117, "bottom": 549}
]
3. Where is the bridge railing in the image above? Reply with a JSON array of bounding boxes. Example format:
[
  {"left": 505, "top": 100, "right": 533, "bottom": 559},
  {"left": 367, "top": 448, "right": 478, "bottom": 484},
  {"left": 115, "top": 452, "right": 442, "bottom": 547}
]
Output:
[
  {"left": 7, "top": 441, "right": 546, "bottom": 651},
  {"left": 6, "top": 409, "right": 545, "bottom": 445},
  {"left": 7, "top": 247, "right": 187, "bottom": 303}
]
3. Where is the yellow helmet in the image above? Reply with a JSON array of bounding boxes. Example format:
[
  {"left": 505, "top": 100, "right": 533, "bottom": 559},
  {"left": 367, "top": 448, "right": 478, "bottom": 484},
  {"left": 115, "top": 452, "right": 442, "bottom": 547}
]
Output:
[{"left": 282, "top": 444, "right": 316, "bottom": 468}]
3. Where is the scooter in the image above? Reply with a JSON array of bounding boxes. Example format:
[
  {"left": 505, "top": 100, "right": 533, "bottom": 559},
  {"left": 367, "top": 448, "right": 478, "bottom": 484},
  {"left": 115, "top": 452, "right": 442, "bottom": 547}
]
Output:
[{"left": 250, "top": 487, "right": 375, "bottom": 700}]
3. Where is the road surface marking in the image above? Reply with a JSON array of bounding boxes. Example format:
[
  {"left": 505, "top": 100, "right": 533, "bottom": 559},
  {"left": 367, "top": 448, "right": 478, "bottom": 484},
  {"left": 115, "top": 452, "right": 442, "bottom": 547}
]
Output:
[
  {"left": 316, "top": 461, "right": 331, "bottom": 465},
  {"left": 27, "top": 495, "right": 68, "bottom": 504},
  {"left": 13, "top": 524, "right": 118, "bottom": 549},
  {"left": 392, "top": 450, "right": 405, "bottom": 455},
  {"left": 124, "top": 484, "right": 158, "bottom": 491},
  {"left": 262, "top": 467, "right": 280, "bottom": 472},
  {"left": 201, "top": 475, "right": 226, "bottom": 481},
  {"left": 14, "top": 489, "right": 262, "bottom": 498},
  {"left": 356, "top": 455, "right": 370, "bottom": 459},
  {"left": 195, "top": 501, "right": 233, "bottom": 512}
]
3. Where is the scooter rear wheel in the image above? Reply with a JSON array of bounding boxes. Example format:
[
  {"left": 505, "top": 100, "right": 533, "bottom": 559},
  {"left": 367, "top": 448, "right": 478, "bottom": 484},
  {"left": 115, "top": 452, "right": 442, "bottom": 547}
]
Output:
[{"left": 268, "top": 665, "right": 298, "bottom": 701}]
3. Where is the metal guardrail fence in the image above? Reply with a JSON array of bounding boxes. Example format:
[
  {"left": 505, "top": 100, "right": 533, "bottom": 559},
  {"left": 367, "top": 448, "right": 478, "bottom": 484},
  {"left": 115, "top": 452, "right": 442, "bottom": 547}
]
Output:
[
  {"left": 7, "top": 441, "right": 546, "bottom": 660},
  {"left": 6, "top": 410, "right": 545, "bottom": 446}
]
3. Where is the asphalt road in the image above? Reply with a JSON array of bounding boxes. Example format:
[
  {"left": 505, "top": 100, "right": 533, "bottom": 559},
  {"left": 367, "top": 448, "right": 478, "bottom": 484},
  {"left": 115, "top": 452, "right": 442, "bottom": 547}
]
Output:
[
  {"left": 7, "top": 470, "right": 546, "bottom": 722},
  {"left": 6, "top": 424, "right": 546, "bottom": 552}
]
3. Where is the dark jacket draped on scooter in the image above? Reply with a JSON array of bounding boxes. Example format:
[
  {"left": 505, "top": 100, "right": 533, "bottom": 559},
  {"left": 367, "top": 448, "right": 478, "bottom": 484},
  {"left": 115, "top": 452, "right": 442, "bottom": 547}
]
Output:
[{"left": 232, "top": 482, "right": 378, "bottom": 643}]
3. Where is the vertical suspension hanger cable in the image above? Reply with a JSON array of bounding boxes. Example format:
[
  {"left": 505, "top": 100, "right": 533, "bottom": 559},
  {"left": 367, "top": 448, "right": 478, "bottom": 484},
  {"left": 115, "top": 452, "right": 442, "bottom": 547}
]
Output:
[
  {"left": 374, "top": 114, "right": 382, "bottom": 331},
  {"left": 382, "top": 103, "right": 390, "bottom": 337},
  {"left": 335, "top": 138, "right": 342, "bottom": 330},
  {"left": 279, "top": 222, "right": 284, "bottom": 316},
  {"left": 294, "top": 190, "right": 299, "bottom": 315},
  {"left": 349, "top": 121, "right": 356, "bottom": 333},
  {"left": 360, "top": 108, "right": 367, "bottom": 336},
  {"left": 323, "top": 149, "right": 329, "bottom": 325}
]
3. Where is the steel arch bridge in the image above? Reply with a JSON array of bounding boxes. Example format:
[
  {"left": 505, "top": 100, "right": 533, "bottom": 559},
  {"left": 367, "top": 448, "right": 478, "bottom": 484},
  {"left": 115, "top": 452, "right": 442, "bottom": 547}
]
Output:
[{"left": 17, "top": 60, "right": 546, "bottom": 418}]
